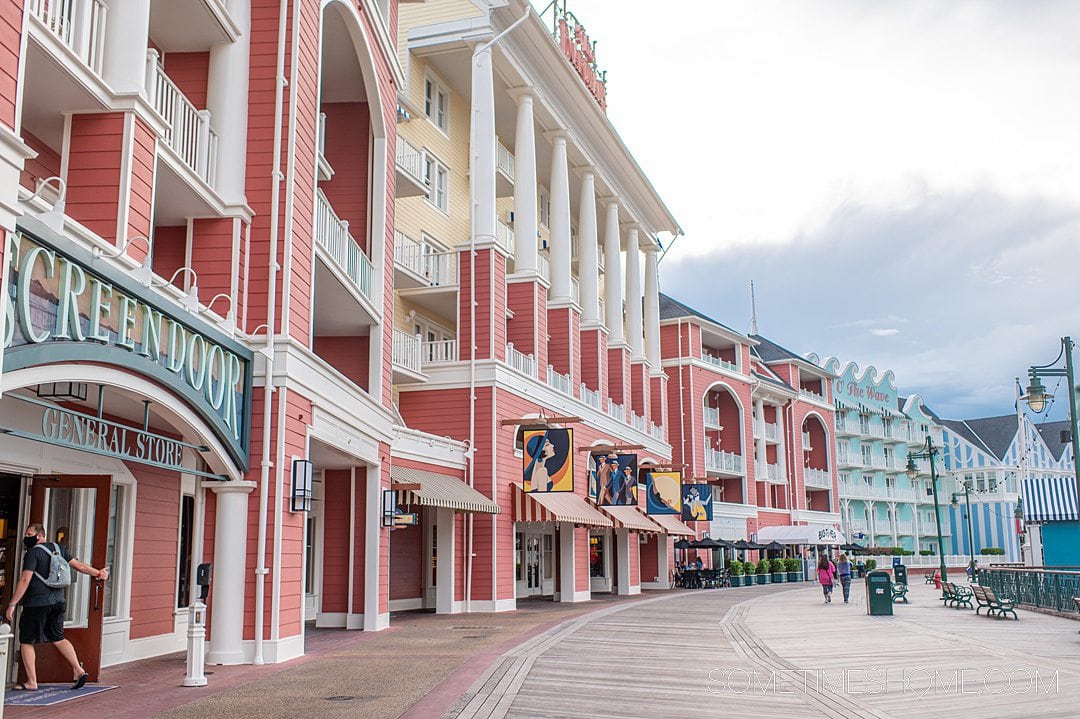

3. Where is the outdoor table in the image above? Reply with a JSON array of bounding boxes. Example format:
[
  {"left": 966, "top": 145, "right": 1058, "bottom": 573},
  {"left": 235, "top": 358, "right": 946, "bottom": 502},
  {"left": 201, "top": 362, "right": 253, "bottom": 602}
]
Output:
[{"left": 682, "top": 569, "right": 701, "bottom": 588}]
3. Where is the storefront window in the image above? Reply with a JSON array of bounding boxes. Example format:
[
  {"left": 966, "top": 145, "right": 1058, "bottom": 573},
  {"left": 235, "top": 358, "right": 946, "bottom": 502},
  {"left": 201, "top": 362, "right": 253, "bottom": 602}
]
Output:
[
  {"left": 515, "top": 532, "right": 523, "bottom": 581},
  {"left": 304, "top": 515, "right": 317, "bottom": 596},
  {"left": 543, "top": 534, "right": 554, "bottom": 581},
  {"left": 46, "top": 487, "right": 95, "bottom": 627},
  {"left": 589, "top": 533, "right": 606, "bottom": 578},
  {"left": 104, "top": 485, "right": 122, "bottom": 618},
  {"left": 177, "top": 494, "right": 194, "bottom": 608}
]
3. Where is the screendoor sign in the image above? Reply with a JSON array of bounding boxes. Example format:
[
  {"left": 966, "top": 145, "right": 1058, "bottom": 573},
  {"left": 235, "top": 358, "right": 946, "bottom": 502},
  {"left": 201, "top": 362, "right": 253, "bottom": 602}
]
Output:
[{"left": 3, "top": 219, "right": 253, "bottom": 470}]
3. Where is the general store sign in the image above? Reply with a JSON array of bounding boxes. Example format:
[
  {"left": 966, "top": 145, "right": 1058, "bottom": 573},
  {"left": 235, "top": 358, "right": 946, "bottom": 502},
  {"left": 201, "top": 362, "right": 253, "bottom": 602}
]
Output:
[{"left": 3, "top": 220, "right": 252, "bottom": 470}]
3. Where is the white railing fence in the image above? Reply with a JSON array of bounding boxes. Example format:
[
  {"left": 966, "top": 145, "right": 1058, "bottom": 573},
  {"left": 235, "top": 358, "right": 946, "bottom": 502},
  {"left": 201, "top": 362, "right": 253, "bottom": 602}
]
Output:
[
  {"left": 314, "top": 190, "right": 373, "bottom": 301},
  {"left": 505, "top": 343, "right": 536, "bottom": 378},
  {"left": 30, "top": 0, "right": 107, "bottom": 73},
  {"left": 804, "top": 467, "right": 831, "bottom": 487},
  {"left": 703, "top": 353, "right": 739, "bottom": 373},
  {"left": 496, "top": 219, "right": 515, "bottom": 256},
  {"left": 580, "top": 384, "right": 602, "bottom": 411},
  {"left": 705, "top": 448, "right": 744, "bottom": 474},
  {"left": 146, "top": 51, "right": 218, "bottom": 187},
  {"left": 497, "top": 139, "right": 515, "bottom": 181},
  {"left": 395, "top": 135, "right": 426, "bottom": 185},
  {"left": 546, "top": 365, "right": 572, "bottom": 395},
  {"left": 606, "top": 398, "right": 626, "bottom": 422},
  {"left": 395, "top": 229, "right": 455, "bottom": 287},
  {"left": 422, "top": 339, "right": 457, "bottom": 364},
  {"left": 392, "top": 329, "right": 422, "bottom": 374}
]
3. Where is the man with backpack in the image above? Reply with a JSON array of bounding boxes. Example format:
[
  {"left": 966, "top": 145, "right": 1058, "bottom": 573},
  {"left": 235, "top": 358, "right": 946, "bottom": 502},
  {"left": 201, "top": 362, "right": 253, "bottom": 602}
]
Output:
[{"left": 4, "top": 523, "right": 110, "bottom": 691}]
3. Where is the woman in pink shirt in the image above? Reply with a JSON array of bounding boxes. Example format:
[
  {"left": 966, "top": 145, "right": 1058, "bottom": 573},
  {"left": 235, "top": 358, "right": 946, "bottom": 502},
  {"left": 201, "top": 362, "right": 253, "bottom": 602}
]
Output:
[{"left": 817, "top": 554, "right": 837, "bottom": 603}]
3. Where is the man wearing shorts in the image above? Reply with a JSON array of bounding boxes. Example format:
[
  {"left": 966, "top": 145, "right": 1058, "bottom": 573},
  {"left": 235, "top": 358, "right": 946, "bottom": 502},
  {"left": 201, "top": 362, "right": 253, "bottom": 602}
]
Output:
[{"left": 5, "top": 523, "right": 110, "bottom": 691}]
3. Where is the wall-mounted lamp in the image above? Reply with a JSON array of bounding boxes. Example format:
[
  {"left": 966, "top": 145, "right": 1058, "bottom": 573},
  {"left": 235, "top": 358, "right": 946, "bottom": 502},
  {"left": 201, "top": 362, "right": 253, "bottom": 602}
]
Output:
[
  {"left": 290, "top": 459, "right": 313, "bottom": 513},
  {"left": 203, "top": 293, "right": 236, "bottom": 337},
  {"left": 158, "top": 267, "right": 200, "bottom": 313},
  {"left": 93, "top": 235, "right": 153, "bottom": 286},
  {"left": 29, "top": 176, "right": 66, "bottom": 233}
]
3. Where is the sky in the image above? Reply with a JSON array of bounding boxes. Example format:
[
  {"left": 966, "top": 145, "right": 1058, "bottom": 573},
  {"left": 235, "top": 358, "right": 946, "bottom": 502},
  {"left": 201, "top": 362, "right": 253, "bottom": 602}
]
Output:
[{"left": 559, "top": 0, "right": 1080, "bottom": 421}]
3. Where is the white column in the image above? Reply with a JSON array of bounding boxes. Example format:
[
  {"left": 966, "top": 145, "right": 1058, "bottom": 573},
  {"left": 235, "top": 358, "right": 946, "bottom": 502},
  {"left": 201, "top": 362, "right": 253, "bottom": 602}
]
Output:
[
  {"left": 103, "top": 0, "right": 152, "bottom": 95},
  {"left": 547, "top": 133, "right": 572, "bottom": 302},
  {"left": 754, "top": 399, "right": 766, "bottom": 493},
  {"left": 512, "top": 92, "right": 538, "bottom": 274},
  {"left": 643, "top": 244, "right": 661, "bottom": 367},
  {"left": 470, "top": 44, "right": 497, "bottom": 246},
  {"left": 364, "top": 463, "right": 387, "bottom": 630},
  {"left": 577, "top": 169, "right": 600, "bottom": 323},
  {"left": 206, "top": 0, "right": 251, "bottom": 204},
  {"left": 558, "top": 523, "right": 582, "bottom": 602},
  {"left": 656, "top": 535, "right": 670, "bottom": 585},
  {"left": 615, "top": 529, "right": 631, "bottom": 595},
  {"left": 624, "top": 227, "right": 644, "bottom": 359},
  {"left": 867, "top": 501, "right": 876, "bottom": 547},
  {"left": 776, "top": 404, "right": 788, "bottom": 487},
  {"left": 435, "top": 508, "right": 458, "bottom": 614},
  {"left": 913, "top": 507, "right": 921, "bottom": 553},
  {"left": 603, "top": 200, "right": 623, "bottom": 343},
  {"left": 206, "top": 481, "right": 256, "bottom": 665}
]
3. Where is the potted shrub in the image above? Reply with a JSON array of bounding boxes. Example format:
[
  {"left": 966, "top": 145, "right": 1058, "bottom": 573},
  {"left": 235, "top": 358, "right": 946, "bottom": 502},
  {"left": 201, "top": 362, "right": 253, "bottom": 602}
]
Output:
[
  {"left": 864, "top": 558, "right": 877, "bottom": 572},
  {"left": 785, "top": 557, "right": 802, "bottom": 582},
  {"left": 919, "top": 549, "right": 935, "bottom": 556},
  {"left": 728, "top": 560, "right": 744, "bottom": 587},
  {"left": 771, "top": 558, "right": 786, "bottom": 583},
  {"left": 755, "top": 558, "right": 770, "bottom": 584}
]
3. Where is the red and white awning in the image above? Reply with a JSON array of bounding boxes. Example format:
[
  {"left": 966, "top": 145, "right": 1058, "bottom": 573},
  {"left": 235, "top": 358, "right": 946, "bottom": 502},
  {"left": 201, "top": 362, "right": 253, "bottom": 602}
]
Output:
[
  {"left": 512, "top": 484, "right": 612, "bottom": 528},
  {"left": 648, "top": 514, "right": 696, "bottom": 537},
  {"left": 596, "top": 504, "right": 663, "bottom": 534}
]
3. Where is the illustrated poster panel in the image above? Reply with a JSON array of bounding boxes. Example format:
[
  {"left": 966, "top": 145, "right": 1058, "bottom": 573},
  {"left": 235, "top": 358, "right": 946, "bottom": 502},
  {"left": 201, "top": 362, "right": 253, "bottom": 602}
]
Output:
[
  {"left": 681, "top": 483, "right": 713, "bottom": 522},
  {"left": 591, "top": 453, "right": 638, "bottom": 506},
  {"left": 646, "top": 471, "right": 682, "bottom": 515},
  {"left": 523, "top": 428, "right": 573, "bottom": 492}
]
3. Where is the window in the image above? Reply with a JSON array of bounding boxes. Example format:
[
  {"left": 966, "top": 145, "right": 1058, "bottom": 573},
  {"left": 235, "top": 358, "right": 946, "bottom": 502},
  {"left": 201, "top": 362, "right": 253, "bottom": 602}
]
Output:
[
  {"left": 859, "top": 414, "right": 871, "bottom": 434},
  {"left": 176, "top": 495, "right": 195, "bottom": 607},
  {"left": 538, "top": 188, "right": 551, "bottom": 228},
  {"left": 104, "top": 484, "right": 123, "bottom": 618},
  {"left": 839, "top": 471, "right": 850, "bottom": 486},
  {"left": 885, "top": 477, "right": 895, "bottom": 491},
  {"left": 424, "top": 155, "right": 448, "bottom": 213},
  {"left": 304, "top": 516, "right": 317, "bottom": 595},
  {"left": 883, "top": 447, "right": 894, "bottom": 466},
  {"left": 424, "top": 74, "right": 449, "bottom": 133},
  {"left": 860, "top": 445, "right": 872, "bottom": 465}
]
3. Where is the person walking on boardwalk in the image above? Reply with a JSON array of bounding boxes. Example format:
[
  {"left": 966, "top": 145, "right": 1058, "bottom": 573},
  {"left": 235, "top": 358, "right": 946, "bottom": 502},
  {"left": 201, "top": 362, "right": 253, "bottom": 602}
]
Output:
[
  {"left": 836, "top": 553, "right": 854, "bottom": 604},
  {"left": 817, "top": 554, "right": 837, "bottom": 603}
]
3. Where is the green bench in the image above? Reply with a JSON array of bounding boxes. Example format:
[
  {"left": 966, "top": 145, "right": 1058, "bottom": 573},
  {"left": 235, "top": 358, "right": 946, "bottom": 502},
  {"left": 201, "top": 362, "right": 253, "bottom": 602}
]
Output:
[
  {"left": 925, "top": 570, "right": 939, "bottom": 585},
  {"left": 970, "top": 584, "right": 1018, "bottom": 620},
  {"left": 941, "top": 582, "right": 973, "bottom": 609},
  {"left": 892, "top": 582, "right": 909, "bottom": 603}
]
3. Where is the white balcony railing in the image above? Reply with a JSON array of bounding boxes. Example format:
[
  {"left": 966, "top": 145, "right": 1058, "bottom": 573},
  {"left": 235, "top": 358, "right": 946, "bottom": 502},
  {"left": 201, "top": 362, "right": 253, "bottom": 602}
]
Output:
[
  {"left": 837, "top": 446, "right": 853, "bottom": 465},
  {"left": 649, "top": 422, "right": 664, "bottom": 441},
  {"left": 802, "top": 431, "right": 812, "bottom": 448},
  {"left": 762, "top": 422, "right": 779, "bottom": 441},
  {"left": 392, "top": 329, "right": 422, "bottom": 374},
  {"left": 703, "top": 406, "right": 722, "bottom": 428},
  {"left": 538, "top": 252, "right": 550, "bottom": 283},
  {"left": 496, "top": 219, "right": 515, "bottom": 257},
  {"left": 147, "top": 52, "right": 219, "bottom": 187},
  {"left": 314, "top": 190, "right": 374, "bottom": 302},
  {"left": 580, "top": 384, "right": 602, "bottom": 411},
  {"left": 505, "top": 343, "right": 536, "bottom": 378},
  {"left": 702, "top": 353, "right": 739, "bottom": 373},
  {"left": 606, "top": 399, "right": 626, "bottom": 422},
  {"left": 395, "top": 135, "right": 426, "bottom": 186},
  {"left": 804, "top": 468, "right": 831, "bottom": 488},
  {"left": 836, "top": 416, "right": 854, "bottom": 433},
  {"left": 629, "top": 410, "right": 647, "bottom": 434},
  {"left": 894, "top": 520, "right": 915, "bottom": 534},
  {"left": 546, "top": 366, "right": 572, "bottom": 396},
  {"left": 422, "top": 339, "right": 457, "bottom": 364},
  {"left": 848, "top": 519, "right": 869, "bottom": 533},
  {"left": 496, "top": 139, "right": 515, "bottom": 181},
  {"left": 764, "top": 463, "right": 782, "bottom": 482},
  {"left": 395, "top": 229, "right": 455, "bottom": 287},
  {"left": 799, "top": 387, "right": 825, "bottom": 403},
  {"left": 705, "top": 448, "right": 744, "bottom": 475},
  {"left": 30, "top": 0, "right": 107, "bottom": 74}
]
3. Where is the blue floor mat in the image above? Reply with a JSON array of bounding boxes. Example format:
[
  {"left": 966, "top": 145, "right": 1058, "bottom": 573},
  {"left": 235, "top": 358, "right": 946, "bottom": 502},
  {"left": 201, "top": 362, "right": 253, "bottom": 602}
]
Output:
[{"left": 4, "top": 683, "right": 116, "bottom": 706}]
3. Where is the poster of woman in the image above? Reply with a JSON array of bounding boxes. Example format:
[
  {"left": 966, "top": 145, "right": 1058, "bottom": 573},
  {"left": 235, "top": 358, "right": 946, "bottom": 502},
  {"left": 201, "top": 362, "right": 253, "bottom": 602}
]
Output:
[
  {"left": 681, "top": 483, "right": 713, "bottom": 522},
  {"left": 523, "top": 428, "right": 574, "bottom": 492},
  {"left": 646, "top": 471, "right": 682, "bottom": 515}
]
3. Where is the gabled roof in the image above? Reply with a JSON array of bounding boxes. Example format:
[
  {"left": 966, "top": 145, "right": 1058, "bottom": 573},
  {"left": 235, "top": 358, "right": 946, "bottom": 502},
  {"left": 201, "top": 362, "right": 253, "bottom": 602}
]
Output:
[
  {"left": 752, "top": 371, "right": 795, "bottom": 394},
  {"left": 1036, "top": 420, "right": 1074, "bottom": 461},
  {"left": 940, "top": 419, "right": 998, "bottom": 458},
  {"left": 953, "top": 415, "right": 1021, "bottom": 461},
  {"left": 657, "top": 293, "right": 746, "bottom": 339}
]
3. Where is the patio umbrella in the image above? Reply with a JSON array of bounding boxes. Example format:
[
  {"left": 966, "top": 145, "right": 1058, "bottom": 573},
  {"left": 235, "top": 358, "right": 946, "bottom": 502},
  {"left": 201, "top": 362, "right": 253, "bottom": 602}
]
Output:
[
  {"left": 762, "top": 541, "right": 786, "bottom": 552},
  {"left": 733, "top": 540, "right": 764, "bottom": 550},
  {"left": 673, "top": 539, "right": 693, "bottom": 550},
  {"left": 840, "top": 543, "right": 866, "bottom": 552},
  {"left": 694, "top": 537, "right": 725, "bottom": 549}
]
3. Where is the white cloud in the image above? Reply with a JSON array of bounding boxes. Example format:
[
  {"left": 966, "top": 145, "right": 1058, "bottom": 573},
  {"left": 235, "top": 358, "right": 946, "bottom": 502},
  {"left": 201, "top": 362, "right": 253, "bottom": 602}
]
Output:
[{"left": 870, "top": 329, "right": 900, "bottom": 337}]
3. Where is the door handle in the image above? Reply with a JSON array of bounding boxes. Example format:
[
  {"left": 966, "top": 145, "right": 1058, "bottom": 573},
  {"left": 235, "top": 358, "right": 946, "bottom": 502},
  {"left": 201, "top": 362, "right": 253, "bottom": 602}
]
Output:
[{"left": 93, "top": 579, "right": 103, "bottom": 612}]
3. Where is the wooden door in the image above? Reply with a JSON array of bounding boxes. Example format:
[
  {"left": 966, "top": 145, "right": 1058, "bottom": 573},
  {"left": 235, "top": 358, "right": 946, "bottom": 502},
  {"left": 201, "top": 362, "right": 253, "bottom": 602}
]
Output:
[{"left": 21, "top": 475, "right": 110, "bottom": 683}]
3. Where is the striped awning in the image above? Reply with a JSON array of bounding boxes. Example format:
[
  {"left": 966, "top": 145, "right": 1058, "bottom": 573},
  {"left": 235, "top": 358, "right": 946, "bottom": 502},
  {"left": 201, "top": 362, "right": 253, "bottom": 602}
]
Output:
[
  {"left": 512, "top": 484, "right": 612, "bottom": 528},
  {"left": 648, "top": 513, "right": 696, "bottom": 537},
  {"left": 1022, "top": 477, "right": 1078, "bottom": 523},
  {"left": 391, "top": 466, "right": 500, "bottom": 514},
  {"left": 597, "top": 504, "right": 663, "bottom": 533}
]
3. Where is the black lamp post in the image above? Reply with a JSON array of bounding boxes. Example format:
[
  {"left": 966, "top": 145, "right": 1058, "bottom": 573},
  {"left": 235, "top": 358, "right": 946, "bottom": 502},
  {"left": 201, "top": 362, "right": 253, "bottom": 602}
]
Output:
[
  {"left": 950, "top": 480, "right": 976, "bottom": 572},
  {"left": 1021, "top": 336, "right": 1080, "bottom": 526},
  {"left": 907, "top": 436, "right": 947, "bottom": 586}
]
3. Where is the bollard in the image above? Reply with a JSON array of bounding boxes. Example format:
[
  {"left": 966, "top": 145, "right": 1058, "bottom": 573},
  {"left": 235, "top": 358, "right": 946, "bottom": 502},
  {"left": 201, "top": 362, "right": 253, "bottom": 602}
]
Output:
[
  {"left": 182, "top": 602, "right": 208, "bottom": 687},
  {"left": 0, "top": 622, "right": 12, "bottom": 716}
]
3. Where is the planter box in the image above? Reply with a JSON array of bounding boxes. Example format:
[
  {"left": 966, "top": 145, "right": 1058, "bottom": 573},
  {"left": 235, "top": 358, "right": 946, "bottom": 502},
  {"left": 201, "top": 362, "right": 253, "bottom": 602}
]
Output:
[
  {"left": 730, "top": 575, "right": 744, "bottom": 587},
  {"left": 755, "top": 574, "right": 767, "bottom": 585},
  {"left": 787, "top": 571, "right": 800, "bottom": 582},
  {"left": 772, "top": 573, "right": 786, "bottom": 583}
]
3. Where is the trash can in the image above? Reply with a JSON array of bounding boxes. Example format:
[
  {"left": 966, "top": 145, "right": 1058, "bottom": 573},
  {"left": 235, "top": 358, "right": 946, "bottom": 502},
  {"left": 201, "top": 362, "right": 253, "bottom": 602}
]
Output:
[
  {"left": 893, "top": 564, "right": 908, "bottom": 587},
  {"left": 866, "top": 571, "right": 893, "bottom": 616}
]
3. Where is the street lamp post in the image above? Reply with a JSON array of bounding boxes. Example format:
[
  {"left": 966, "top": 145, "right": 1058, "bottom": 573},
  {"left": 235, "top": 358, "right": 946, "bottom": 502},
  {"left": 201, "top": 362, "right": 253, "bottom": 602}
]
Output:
[
  {"left": 908, "top": 436, "right": 947, "bottom": 587},
  {"left": 1022, "top": 336, "right": 1080, "bottom": 526},
  {"left": 951, "top": 481, "right": 976, "bottom": 573}
]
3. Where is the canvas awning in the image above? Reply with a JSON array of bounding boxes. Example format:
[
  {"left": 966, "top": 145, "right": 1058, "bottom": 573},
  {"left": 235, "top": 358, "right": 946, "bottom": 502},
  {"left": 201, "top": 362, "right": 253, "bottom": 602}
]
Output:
[
  {"left": 756, "top": 524, "right": 841, "bottom": 545},
  {"left": 391, "top": 466, "right": 500, "bottom": 514},
  {"left": 1022, "top": 477, "right": 1078, "bottom": 523},
  {"left": 648, "top": 514, "right": 696, "bottom": 537},
  {"left": 597, "top": 505, "right": 663, "bottom": 533},
  {"left": 512, "top": 484, "right": 612, "bottom": 528}
]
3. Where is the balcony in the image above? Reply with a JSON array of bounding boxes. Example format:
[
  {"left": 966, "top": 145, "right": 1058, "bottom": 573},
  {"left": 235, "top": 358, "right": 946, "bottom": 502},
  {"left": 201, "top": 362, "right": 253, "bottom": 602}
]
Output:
[
  {"left": 648, "top": 423, "right": 664, "bottom": 442},
  {"left": 147, "top": 53, "right": 219, "bottom": 188},
  {"left": 505, "top": 343, "right": 537, "bottom": 378},
  {"left": 391, "top": 329, "right": 426, "bottom": 384},
  {"left": 606, "top": 399, "right": 626, "bottom": 423},
  {"left": 421, "top": 339, "right": 457, "bottom": 367},
  {"left": 395, "top": 135, "right": 427, "bottom": 197},
  {"left": 761, "top": 463, "right": 783, "bottom": 484},
  {"left": 893, "top": 520, "right": 915, "bottom": 534},
  {"left": 314, "top": 189, "right": 375, "bottom": 310},
  {"left": 629, "top": 410, "right": 648, "bottom": 434},
  {"left": 921, "top": 523, "right": 951, "bottom": 536},
  {"left": 837, "top": 447, "right": 855, "bottom": 466},
  {"left": 804, "top": 468, "right": 831, "bottom": 488},
  {"left": 754, "top": 422, "right": 779, "bottom": 442},
  {"left": 868, "top": 424, "right": 885, "bottom": 439},
  {"left": 703, "top": 406, "right": 722, "bottom": 428},
  {"left": 580, "top": 384, "right": 602, "bottom": 411},
  {"left": 705, "top": 448, "right": 744, "bottom": 476},
  {"left": 546, "top": 366, "right": 572, "bottom": 396},
  {"left": 496, "top": 139, "right": 515, "bottom": 196},
  {"left": 28, "top": 0, "right": 107, "bottom": 75},
  {"left": 496, "top": 218, "right": 515, "bottom": 257},
  {"left": 702, "top": 353, "right": 739, "bottom": 374},
  {"left": 848, "top": 519, "right": 869, "bottom": 534},
  {"left": 836, "top": 417, "right": 856, "bottom": 435},
  {"left": 799, "top": 387, "right": 825, "bottom": 403},
  {"left": 317, "top": 113, "right": 333, "bottom": 181},
  {"left": 149, "top": 0, "right": 240, "bottom": 53},
  {"left": 801, "top": 431, "right": 812, "bottom": 449}
]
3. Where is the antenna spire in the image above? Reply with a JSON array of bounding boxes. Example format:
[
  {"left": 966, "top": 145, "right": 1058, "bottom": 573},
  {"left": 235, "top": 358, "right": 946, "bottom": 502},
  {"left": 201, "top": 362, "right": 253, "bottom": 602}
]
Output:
[{"left": 750, "top": 280, "right": 758, "bottom": 335}]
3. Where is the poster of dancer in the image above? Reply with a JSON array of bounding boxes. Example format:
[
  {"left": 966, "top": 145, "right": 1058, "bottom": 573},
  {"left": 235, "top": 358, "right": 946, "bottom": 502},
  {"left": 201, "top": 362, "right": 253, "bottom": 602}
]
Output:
[
  {"left": 681, "top": 483, "right": 713, "bottom": 522},
  {"left": 646, "top": 471, "right": 682, "bottom": 515}
]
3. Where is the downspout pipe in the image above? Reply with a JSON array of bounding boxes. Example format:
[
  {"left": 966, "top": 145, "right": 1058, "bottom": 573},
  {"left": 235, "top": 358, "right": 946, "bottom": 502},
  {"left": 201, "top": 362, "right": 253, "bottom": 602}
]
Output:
[{"left": 253, "top": 0, "right": 290, "bottom": 666}]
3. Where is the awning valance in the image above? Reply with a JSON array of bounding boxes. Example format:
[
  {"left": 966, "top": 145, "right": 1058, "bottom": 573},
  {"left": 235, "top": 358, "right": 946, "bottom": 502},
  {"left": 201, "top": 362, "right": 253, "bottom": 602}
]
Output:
[
  {"left": 756, "top": 524, "right": 841, "bottom": 545},
  {"left": 512, "top": 485, "right": 612, "bottom": 528},
  {"left": 597, "top": 505, "right": 663, "bottom": 533},
  {"left": 648, "top": 514, "right": 696, "bottom": 537},
  {"left": 1022, "top": 477, "right": 1078, "bottom": 523},
  {"left": 391, "top": 466, "right": 500, "bottom": 514}
]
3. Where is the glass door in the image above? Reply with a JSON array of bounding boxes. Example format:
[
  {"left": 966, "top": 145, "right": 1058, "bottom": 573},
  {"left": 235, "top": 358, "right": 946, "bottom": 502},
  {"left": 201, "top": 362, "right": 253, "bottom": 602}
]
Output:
[{"left": 24, "top": 476, "right": 110, "bottom": 683}]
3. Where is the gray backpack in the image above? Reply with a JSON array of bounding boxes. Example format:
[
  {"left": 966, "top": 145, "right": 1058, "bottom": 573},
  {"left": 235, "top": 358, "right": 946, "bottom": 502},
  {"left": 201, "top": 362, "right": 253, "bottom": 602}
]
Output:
[{"left": 33, "top": 543, "right": 72, "bottom": 589}]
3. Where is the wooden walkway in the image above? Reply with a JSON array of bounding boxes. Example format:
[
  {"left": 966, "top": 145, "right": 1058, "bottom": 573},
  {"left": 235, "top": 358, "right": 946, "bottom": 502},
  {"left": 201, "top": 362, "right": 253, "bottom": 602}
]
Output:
[{"left": 447, "top": 580, "right": 1080, "bottom": 718}]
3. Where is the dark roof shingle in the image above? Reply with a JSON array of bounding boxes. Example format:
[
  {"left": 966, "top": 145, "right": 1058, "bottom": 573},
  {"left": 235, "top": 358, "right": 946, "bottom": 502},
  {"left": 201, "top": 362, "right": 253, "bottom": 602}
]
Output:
[{"left": 1036, "top": 420, "right": 1073, "bottom": 460}]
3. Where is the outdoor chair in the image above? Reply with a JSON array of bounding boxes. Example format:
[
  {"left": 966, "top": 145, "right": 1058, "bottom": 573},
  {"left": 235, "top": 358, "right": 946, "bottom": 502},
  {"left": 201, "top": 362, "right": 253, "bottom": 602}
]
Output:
[{"left": 983, "top": 587, "right": 1018, "bottom": 620}]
